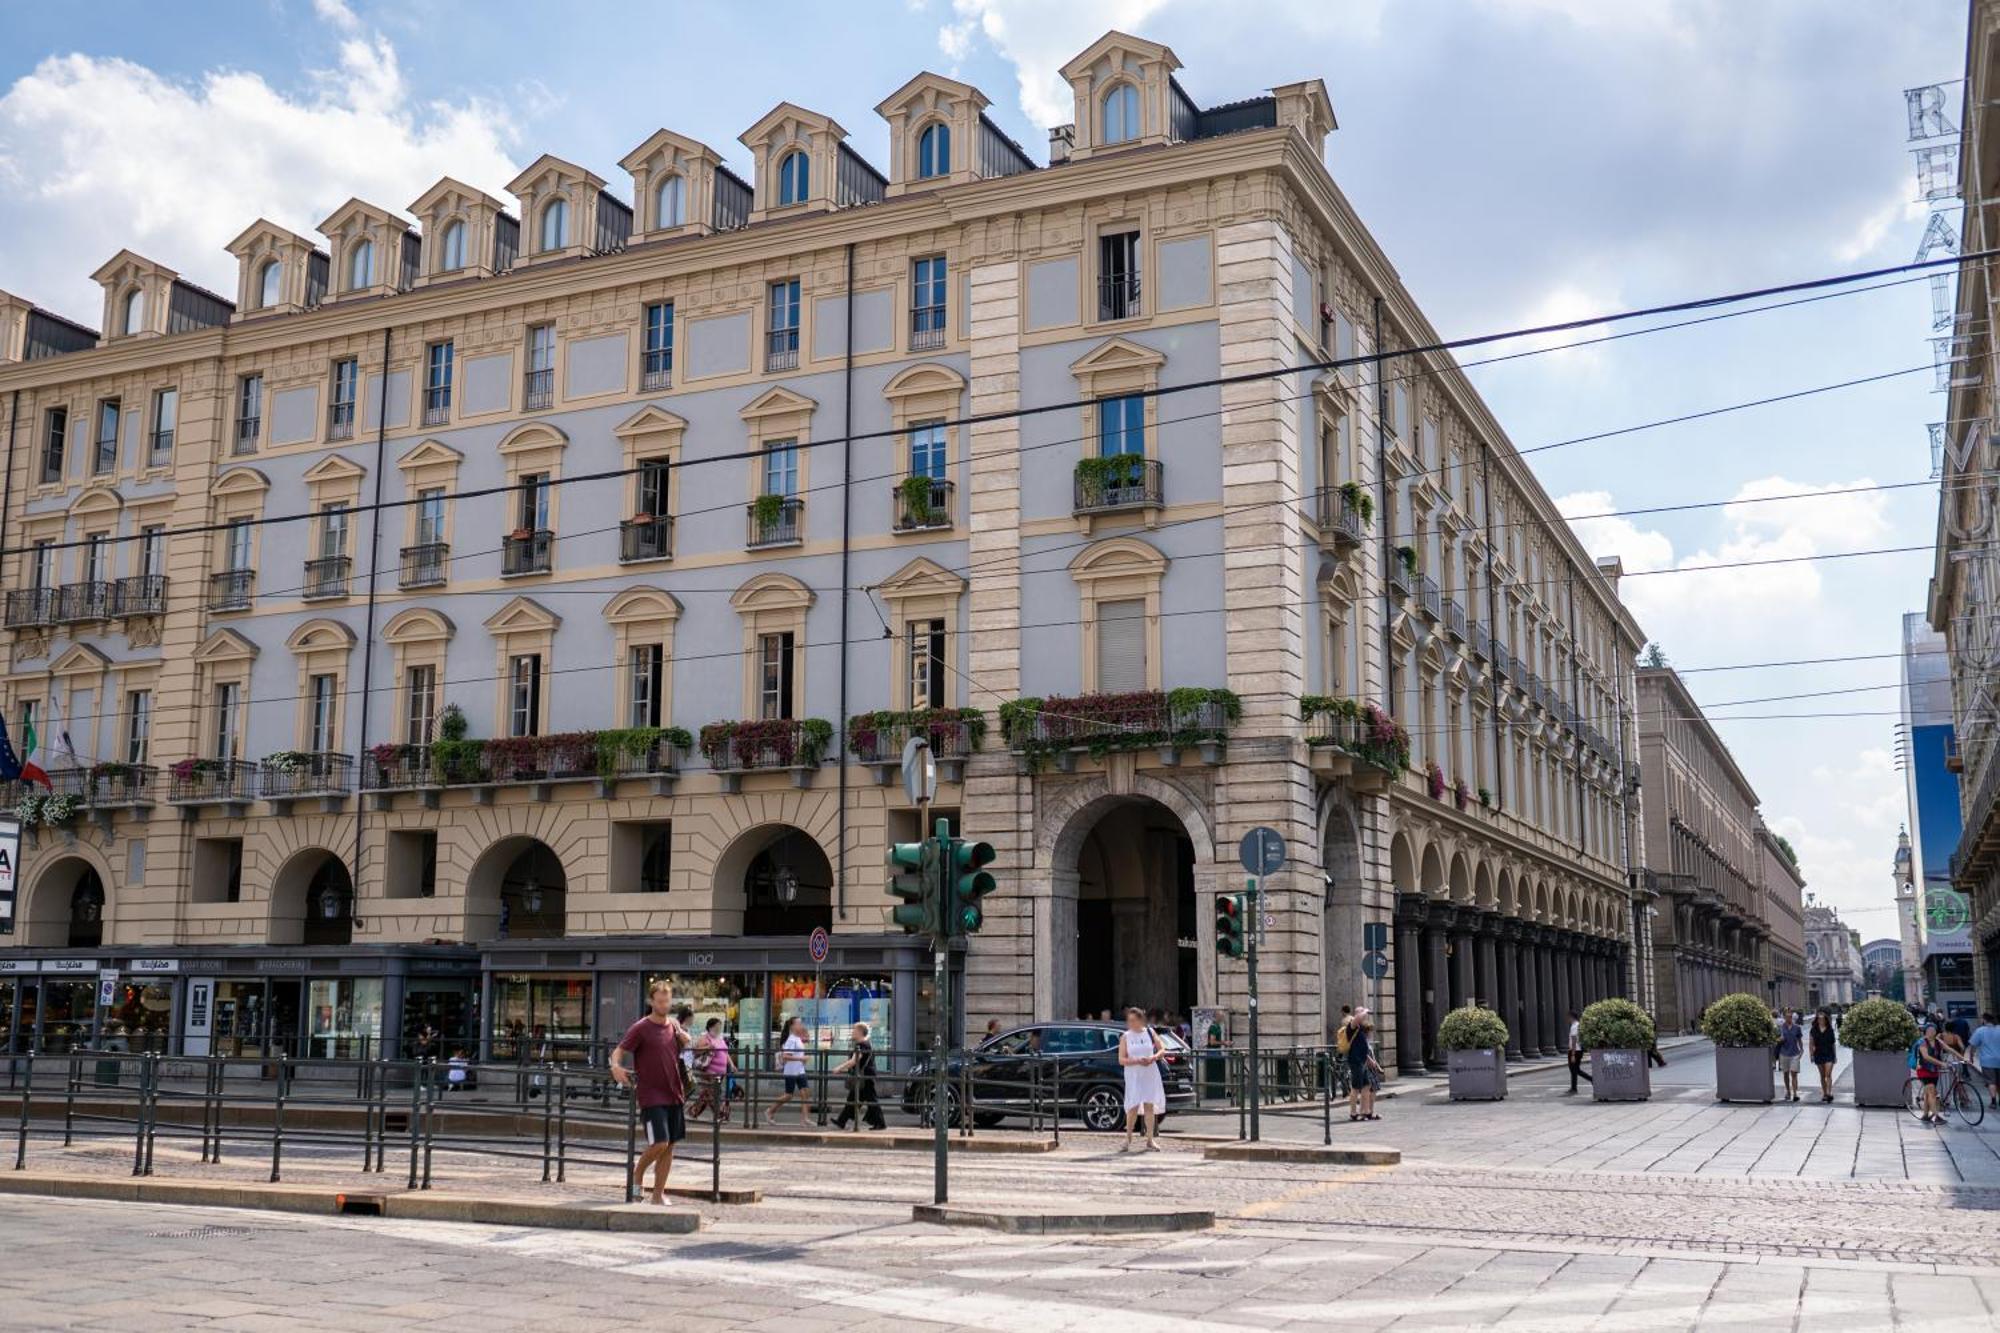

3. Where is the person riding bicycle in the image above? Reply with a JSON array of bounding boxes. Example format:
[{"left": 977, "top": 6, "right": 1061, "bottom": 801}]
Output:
[{"left": 1914, "top": 1021, "right": 1951, "bottom": 1127}]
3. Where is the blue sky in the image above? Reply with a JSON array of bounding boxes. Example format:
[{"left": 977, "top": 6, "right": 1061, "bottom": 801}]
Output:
[{"left": 0, "top": 0, "right": 1970, "bottom": 930}]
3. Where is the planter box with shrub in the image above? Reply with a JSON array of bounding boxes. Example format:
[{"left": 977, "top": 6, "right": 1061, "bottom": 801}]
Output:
[
  {"left": 1439, "top": 1005, "right": 1509, "bottom": 1101},
  {"left": 1580, "top": 998, "right": 1655, "bottom": 1102},
  {"left": 1839, "top": 997, "right": 1920, "bottom": 1108},
  {"left": 1701, "top": 992, "right": 1777, "bottom": 1104}
]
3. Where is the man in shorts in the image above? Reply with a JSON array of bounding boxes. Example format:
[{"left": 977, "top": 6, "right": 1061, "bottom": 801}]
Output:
[
  {"left": 1775, "top": 1009, "right": 1804, "bottom": 1102},
  {"left": 1969, "top": 1013, "right": 2000, "bottom": 1109},
  {"left": 610, "top": 981, "right": 688, "bottom": 1204}
]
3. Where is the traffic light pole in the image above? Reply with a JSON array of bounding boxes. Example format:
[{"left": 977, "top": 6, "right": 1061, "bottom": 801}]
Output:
[
  {"left": 1247, "top": 876, "right": 1261, "bottom": 1142},
  {"left": 926, "top": 808, "right": 949, "bottom": 1206}
]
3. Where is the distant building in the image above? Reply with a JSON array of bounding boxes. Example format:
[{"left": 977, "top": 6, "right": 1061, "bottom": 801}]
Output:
[
  {"left": 1860, "top": 937, "right": 1905, "bottom": 1003},
  {"left": 1899, "top": 614, "right": 1974, "bottom": 1017},
  {"left": 1803, "top": 897, "right": 1864, "bottom": 1010}
]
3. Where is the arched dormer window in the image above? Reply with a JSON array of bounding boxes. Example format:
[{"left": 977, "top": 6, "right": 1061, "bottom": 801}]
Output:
[
  {"left": 655, "top": 174, "right": 686, "bottom": 228},
  {"left": 777, "top": 150, "right": 809, "bottom": 206},
  {"left": 917, "top": 123, "right": 950, "bottom": 180},
  {"left": 439, "top": 219, "right": 467, "bottom": 271},
  {"left": 121, "top": 288, "right": 144, "bottom": 335},
  {"left": 539, "top": 197, "right": 569, "bottom": 252},
  {"left": 257, "top": 259, "right": 282, "bottom": 309},
  {"left": 347, "top": 239, "right": 375, "bottom": 291},
  {"left": 1102, "top": 83, "right": 1140, "bottom": 145}
]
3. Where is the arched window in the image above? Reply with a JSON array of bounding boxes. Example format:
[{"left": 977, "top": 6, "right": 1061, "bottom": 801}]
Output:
[
  {"left": 439, "top": 219, "right": 467, "bottom": 271},
  {"left": 348, "top": 239, "right": 375, "bottom": 291},
  {"left": 121, "top": 288, "right": 144, "bottom": 335},
  {"left": 655, "top": 174, "right": 686, "bottom": 228},
  {"left": 257, "top": 259, "right": 282, "bottom": 309},
  {"left": 1102, "top": 83, "right": 1140, "bottom": 145},
  {"left": 917, "top": 123, "right": 950, "bottom": 180},
  {"left": 777, "top": 150, "right": 809, "bottom": 207},
  {"left": 540, "top": 197, "right": 569, "bottom": 252}
]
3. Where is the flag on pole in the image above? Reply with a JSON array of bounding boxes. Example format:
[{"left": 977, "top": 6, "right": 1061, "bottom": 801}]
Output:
[
  {"left": 0, "top": 711, "right": 20, "bottom": 782},
  {"left": 45, "top": 693, "right": 79, "bottom": 772},
  {"left": 17, "top": 714, "right": 50, "bottom": 790}
]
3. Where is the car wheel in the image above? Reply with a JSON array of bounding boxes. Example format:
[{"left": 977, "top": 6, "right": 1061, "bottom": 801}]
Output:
[
  {"left": 920, "top": 1083, "right": 963, "bottom": 1129},
  {"left": 1081, "top": 1086, "right": 1124, "bottom": 1132}
]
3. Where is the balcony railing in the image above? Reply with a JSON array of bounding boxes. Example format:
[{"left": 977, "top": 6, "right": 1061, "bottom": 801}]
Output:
[
  {"left": 766, "top": 328, "right": 799, "bottom": 372},
  {"left": 113, "top": 574, "right": 168, "bottom": 617},
  {"left": 1098, "top": 272, "right": 1142, "bottom": 321},
  {"left": 700, "top": 719, "right": 835, "bottom": 775},
  {"left": 1302, "top": 699, "right": 1412, "bottom": 774},
  {"left": 78, "top": 763, "right": 157, "bottom": 808},
  {"left": 55, "top": 582, "right": 114, "bottom": 624},
  {"left": 641, "top": 348, "right": 672, "bottom": 391},
  {"left": 363, "top": 745, "right": 439, "bottom": 791},
  {"left": 523, "top": 367, "right": 554, "bottom": 411},
  {"left": 1471, "top": 620, "right": 1491, "bottom": 661},
  {"left": 400, "top": 543, "right": 448, "bottom": 589},
  {"left": 910, "top": 309, "right": 947, "bottom": 351},
  {"left": 149, "top": 429, "right": 174, "bottom": 463},
  {"left": 422, "top": 388, "right": 451, "bottom": 427},
  {"left": 893, "top": 477, "right": 954, "bottom": 532},
  {"left": 1073, "top": 457, "right": 1164, "bottom": 514},
  {"left": 619, "top": 516, "right": 674, "bottom": 563},
  {"left": 1446, "top": 598, "right": 1468, "bottom": 642},
  {"left": 501, "top": 529, "right": 554, "bottom": 576},
  {"left": 234, "top": 416, "right": 260, "bottom": 454},
  {"left": 259, "top": 751, "right": 355, "bottom": 801},
  {"left": 302, "top": 556, "right": 351, "bottom": 600},
  {"left": 167, "top": 758, "right": 258, "bottom": 804},
  {"left": 1001, "top": 689, "right": 1237, "bottom": 768},
  {"left": 1419, "top": 575, "right": 1443, "bottom": 622},
  {"left": 746, "top": 497, "right": 804, "bottom": 549},
  {"left": 361, "top": 730, "right": 688, "bottom": 794},
  {"left": 1313, "top": 487, "right": 1366, "bottom": 549},
  {"left": 1492, "top": 643, "right": 1512, "bottom": 681},
  {"left": 848, "top": 709, "right": 980, "bottom": 767},
  {"left": 209, "top": 568, "right": 254, "bottom": 612},
  {"left": 4, "top": 588, "right": 56, "bottom": 628},
  {"left": 1389, "top": 561, "right": 1413, "bottom": 600},
  {"left": 328, "top": 401, "right": 355, "bottom": 441}
]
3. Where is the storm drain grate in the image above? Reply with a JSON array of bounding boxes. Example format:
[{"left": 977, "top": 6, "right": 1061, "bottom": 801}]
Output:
[{"left": 146, "top": 1225, "right": 251, "bottom": 1240}]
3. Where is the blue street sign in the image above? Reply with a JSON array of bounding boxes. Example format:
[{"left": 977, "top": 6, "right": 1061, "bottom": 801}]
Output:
[
  {"left": 1361, "top": 950, "right": 1390, "bottom": 980},
  {"left": 1363, "top": 921, "right": 1388, "bottom": 951},
  {"left": 1239, "top": 826, "right": 1286, "bottom": 877}
]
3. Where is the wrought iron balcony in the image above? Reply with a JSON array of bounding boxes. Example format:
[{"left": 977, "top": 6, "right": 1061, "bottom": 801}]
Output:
[
  {"left": 641, "top": 349, "right": 672, "bottom": 391},
  {"left": 1471, "top": 620, "right": 1491, "bottom": 661},
  {"left": 400, "top": 543, "right": 448, "bottom": 589},
  {"left": 167, "top": 758, "right": 257, "bottom": 804},
  {"left": 259, "top": 751, "right": 355, "bottom": 802},
  {"left": 148, "top": 429, "right": 174, "bottom": 464},
  {"left": 1073, "top": 457, "right": 1164, "bottom": 514},
  {"left": 209, "top": 568, "right": 254, "bottom": 612},
  {"left": 746, "top": 497, "right": 804, "bottom": 549},
  {"left": 619, "top": 516, "right": 674, "bottom": 563},
  {"left": 1446, "top": 598, "right": 1468, "bottom": 642},
  {"left": 1420, "top": 574, "right": 1443, "bottom": 621},
  {"left": 113, "top": 574, "right": 168, "bottom": 617},
  {"left": 766, "top": 328, "right": 799, "bottom": 372},
  {"left": 523, "top": 367, "right": 554, "bottom": 411},
  {"left": 55, "top": 582, "right": 114, "bottom": 623},
  {"left": 1098, "top": 272, "right": 1142, "bottom": 321},
  {"left": 328, "top": 401, "right": 355, "bottom": 441},
  {"left": 5, "top": 588, "right": 56, "bottom": 628},
  {"left": 501, "top": 529, "right": 554, "bottom": 576},
  {"left": 79, "top": 763, "right": 156, "bottom": 808},
  {"left": 363, "top": 745, "right": 438, "bottom": 791},
  {"left": 910, "top": 308, "right": 947, "bottom": 351},
  {"left": 893, "top": 477, "right": 954, "bottom": 532},
  {"left": 1313, "top": 487, "right": 1366, "bottom": 550},
  {"left": 1389, "top": 561, "right": 1413, "bottom": 600},
  {"left": 421, "top": 388, "right": 451, "bottom": 427},
  {"left": 302, "top": 556, "right": 351, "bottom": 601}
]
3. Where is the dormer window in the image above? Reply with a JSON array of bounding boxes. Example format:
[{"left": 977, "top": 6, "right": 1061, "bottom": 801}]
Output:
[
  {"left": 917, "top": 123, "right": 950, "bottom": 180},
  {"left": 121, "top": 289, "right": 143, "bottom": 335},
  {"left": 257, "top": 260, "right": 281, "bottom": 309},
  {"left": 1103, "top": 83, "right": 1140, "bottom": 144},
  {"left": 655, "top": 175, "right": 686, "bottom": 228},
  {"left": 439, "top": 219, "right": 467, "bottom": 271},
  {"left": 778, "top": 150, "right": 809, "bottom": 206},
  {"left": 347, "top": 239, "right": 374, "bottom": 291},
  {"left": 539, "top": 197, "right": 569, "bottom": 252}
]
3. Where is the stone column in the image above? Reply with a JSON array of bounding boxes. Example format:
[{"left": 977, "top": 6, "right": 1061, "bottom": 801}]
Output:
[
  {"left": 1536, "top": 930, "right": 1560, "bottom": 1054},
  {"left": 1394, "top": 896, "right": 1426, "bottom": 1075},
  {"left": 1423, "top": 904, "right": 1451, "bottom": 1069},
  {"left": 1449, "top": 913, "right": 1477, "bottom": 1011},
  {"left": 1552, "top": 933, "right": 1573, "bottom": 1036},
  {"left": 1474, "top": 915, "right": 1499, "bottom": 1013},
  {"left": 1568, "top": 944, "right": 1586, "bottom": 1013},
  {"left": 1498, "top": 921, "right": 1523, "bottom": 1058}
]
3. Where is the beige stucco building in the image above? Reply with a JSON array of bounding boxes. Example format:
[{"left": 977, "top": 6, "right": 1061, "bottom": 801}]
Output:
[{"left": 0, "top": 31, "right": 1646, "bottom": 1071}]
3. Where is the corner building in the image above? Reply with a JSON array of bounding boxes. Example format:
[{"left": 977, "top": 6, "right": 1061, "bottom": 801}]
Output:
[{"left": 0, "top": 31, "right": 1645, "bottom": 1070}]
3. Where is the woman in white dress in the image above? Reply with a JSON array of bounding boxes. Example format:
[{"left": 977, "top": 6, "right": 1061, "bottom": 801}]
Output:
[{"left": 1118, "top": 1006, "right": 1167, "bottom": 1152}]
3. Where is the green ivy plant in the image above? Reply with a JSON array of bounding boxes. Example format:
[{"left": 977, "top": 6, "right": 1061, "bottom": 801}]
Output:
[
  {"left": 899, "top": 474, "right": 938, "bottom": 525},
  {"left": 1577, "top": 998, "right": 1655, "bottom": 1051},
  {"left": 1438, "top": 1004, "right": 1509, "bottom": 1052},
  {"left": 1838, "top": 997, "right": 1919, "bottom": 1052},
  {"left": 999, "top": 689, "right": 1239, "bottom": 770},
  {"left": 1074, "top": 453, "right": 1145, "bottom": 503},
  {"left": 846, "top": 708, "right": 987, "bottom": 761},
  {"left": 1699, "top": 992, "right": 1778, "bottom": 1048},
  {"left": 591, "top": 727, "right": 693, "bottom": 779},
  {"left": 1337, "top": 480, "right": 1374, "bottom": 526},
  {"left": 752, "top": 492, "right": 789, "bottom": 532},
  {"left": 1395, "top": 544, "right": 1419, "bottom": 576}
]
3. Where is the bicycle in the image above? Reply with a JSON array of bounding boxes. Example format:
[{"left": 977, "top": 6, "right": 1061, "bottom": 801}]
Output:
[{"left": 1905, "top": 1059, "right": 1986, "bottom": 1127}]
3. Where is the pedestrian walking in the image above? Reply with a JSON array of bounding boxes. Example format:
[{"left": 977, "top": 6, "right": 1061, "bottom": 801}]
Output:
[
  {"left": 831, "top": 1022, "right": 886, "bottom": 1130},
  {"left": 1809, "top": 1009, "right": 1837, "bottom": 1102},
  {"left": 1566, "top": 1011, "right": 1592, "bottom": 1094},
  {"left": 1914, "top": 1021, "right": 1951, "bottom": 1126},
  {"left": 686, "top": 1018, "right": 737, "bottom": 1124},
  {"left": 1347, "top": 1007, "right": 1382, "bottom": 1121},
  {"left": 1970, "top": 1012, "right": 2000, "bottom": 1109},
  {"left": 1645, "top": 1013, "right": 1668, "bottom": 1068},
  {"left": 1117, "top": 1007, "right": 1167, "bottom": 1152},
  {"left": 1775, "top": 1009, "right": 1804, "bottom": 1102},
  {"left": 763, "top": 1016, "right": 814, "bottom": 1126},
  {"left": 610, "top": 981, "right": 689, "bottom": 1205}
]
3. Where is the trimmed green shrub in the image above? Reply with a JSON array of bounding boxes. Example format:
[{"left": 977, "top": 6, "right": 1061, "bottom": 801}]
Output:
[
  {"left": 1578, "top": 998, "right": 1654, "bottom": 1051},
  {"left": 1438, "top": 1004, "right": 1508, "bottom": 1052},
  {"left": 1838, "top": 997, "right": 1919, "bottom": 1052},
  {"left": 1700, "top": 992, "right": 1778, "bottom": 1047}
]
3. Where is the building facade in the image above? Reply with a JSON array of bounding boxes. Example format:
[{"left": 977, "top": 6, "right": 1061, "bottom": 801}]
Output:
[
  {"left": 1757, "top": 821, "right": 1807, "bottom": 1011},
  {"left": 1803, "top": 899, "right": 1865, "bottom": 1010},
  {"left": 1898, "top": 614, "right": 1975, "bottom": 1016},
  {"left": 0, "top": 31, "right": 1645, "bottom": 1070}
]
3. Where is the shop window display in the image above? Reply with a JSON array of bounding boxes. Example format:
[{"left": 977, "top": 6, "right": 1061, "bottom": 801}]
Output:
[{"left": 490, "top": 974, "right": 593, "bottom": 1062}]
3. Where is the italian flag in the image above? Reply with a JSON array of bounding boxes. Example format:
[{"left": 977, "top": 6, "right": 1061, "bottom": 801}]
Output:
[{"left": 19, "top": 716, "right": 49, "bottom": 789}]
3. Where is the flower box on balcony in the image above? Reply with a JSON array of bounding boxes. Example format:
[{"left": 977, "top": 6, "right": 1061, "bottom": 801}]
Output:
[
  {"left": 699, "top": 718, "right": 834, "bottom": 791},
  {"left": 593, "top": 726, "right": 693, "bottom": 796},
  {"left": 998, "top": 688, "right": 1238, "bottom": 772},
  {"left": 1302, "top": 697, "right": 1410, "bottom": 789},
  {"left": 847, "top": 708, "right": 985, "bottom": 784}
]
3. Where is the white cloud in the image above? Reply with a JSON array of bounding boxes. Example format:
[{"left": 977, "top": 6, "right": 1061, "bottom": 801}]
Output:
[
  {"left": 1768, "top": 749, "right": 1904, "bottom": 927},
  {"left": 943, "top": 0, "right": 1171, "bottom": 129},
  {"left": 0, "top": 7, "right": 521, "bottom": 318}
]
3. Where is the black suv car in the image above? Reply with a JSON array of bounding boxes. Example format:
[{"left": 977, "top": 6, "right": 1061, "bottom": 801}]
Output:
[{"left": 901, "top": 1021, "right": 1196, "bottom": 1131}]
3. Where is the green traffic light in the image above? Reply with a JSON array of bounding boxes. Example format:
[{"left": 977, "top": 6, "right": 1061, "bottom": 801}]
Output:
[
  {"left": 886, "top": 840, "right": 935, "bottom": 935},
  {"left": 948, "top": 838, "right": 997, "bottom": 936},
  {"left": 1215, "top": 892, "right": 1244, "bottom": 959}
]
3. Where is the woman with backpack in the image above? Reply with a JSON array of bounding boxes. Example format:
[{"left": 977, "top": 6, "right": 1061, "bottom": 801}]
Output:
[{"left": 1347, "top": 1007, "right": 1382, "bottom": 1121}]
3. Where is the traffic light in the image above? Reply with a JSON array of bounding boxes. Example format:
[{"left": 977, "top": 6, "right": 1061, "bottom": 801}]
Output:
[
  {"left": 1215, "top": 892, "right": 1245, "bottom": 959},
  {"left": 887, "top": 839, "right": 938, "bottom": 935},
  {"left": 948, "top": 838, "right": 997, "bottom": 935}
]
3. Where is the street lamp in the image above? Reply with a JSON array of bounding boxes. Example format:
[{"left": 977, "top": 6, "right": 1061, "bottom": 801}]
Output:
[
  {"left": 774, "top": 865, "right": 798, "bottom": 905},
  {"left": 521, "top": 876, "right": 544, "bottom": 915}
]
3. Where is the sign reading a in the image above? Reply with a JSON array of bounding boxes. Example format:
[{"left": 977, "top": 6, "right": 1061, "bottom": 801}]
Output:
[{"left": 0, "top": 817, "right": 18, "bottom": 936}]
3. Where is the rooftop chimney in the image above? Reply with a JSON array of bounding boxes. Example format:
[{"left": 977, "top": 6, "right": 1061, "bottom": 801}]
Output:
[
  {"left": 1048, "top": 124, "right": 1075, "bottom": 164},
  {"left": 1595, "top": 555, "right": 1624, "bottom": 595}
]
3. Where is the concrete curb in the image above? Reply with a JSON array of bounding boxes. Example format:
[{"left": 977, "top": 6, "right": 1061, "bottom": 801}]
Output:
[
  {"left": 912, "top": 1203, "right": 1215, "bottom": 1234},
  {"left": 1202, "top": 1143, "right": 1401, "bottom": 1166},
  {"left": 0, "top": 1172, "right": 700, "bottom": 1233}
]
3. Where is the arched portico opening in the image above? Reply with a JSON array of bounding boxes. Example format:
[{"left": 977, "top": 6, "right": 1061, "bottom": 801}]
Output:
[
  {"left": 466, "top": 838, "right": 568, "bottom": 942},
  {"left": 18, "top": 856, "right": 108, "bottom": 948},
  {"left": 714, "top": 825, "right": 833, "bottom": 936},
  {"left": 1320, "top": 802, "right": 1364, "bottom": 1039},
  {"left": 270, "top": 849, "right": 355, "bottom": 947},
  {"left": 1052, "top": 796, "right": 1199, "bottom": 1023}
]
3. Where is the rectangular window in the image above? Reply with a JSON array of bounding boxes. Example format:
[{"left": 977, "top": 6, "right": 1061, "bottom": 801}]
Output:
[
  {"left": 524, "top": 325, "right": 555, "bottom": 409},
  {"left": 308, "top": 674, "right": 337, "bottom": 753},
  {"left": 150, "top": 388, "right": 177, "bottom": 464},
  {"left": 319, "top": 503, "right": 350, "bottom": 560},
  {"left": 508, "top": 654, "right": 541, "bottom": 737},
  {"left": 329, "top": 358, "right": 358, "bottom": 437},
  {"left": 758, "top": 632, "right": 795, "bottom": 720},
  {"left": 767, "top": 279, "right": 800, "bottom": 368},
  {"left": 911, "top": 256, "right": 947, "bottom": 348},
  {"left": 906, "top": 618, "right": 946, "bottom": 711},
  {"left": 1098, "top": 395, "right": 1144, "bottom": 456},
  {"left": 40, "top": 406, "right": 66, "bottom": 483},
  {"left": 406, "top": 664, "right": 437, "bottom": 745},
  {"left": 629, "top": 643, "right": 664, "bottom": 728},
  {"left": 125, "top": 690, "right": 152, "bottom": 765},
  {"left": 29, "top": 541, "right": 54, "bottom": 589},
  {"left": 83, "top": 534, "right": 108, "bottom": 585},
  {"left": 516, "top": 472, "right": 550, "bottom": 531},
  {"left": 236, "top": 374, "right": 263, "bottom": 451},
  {"left": 213, "top": 682, "right": 240, "bottom": 760},
  {"left": 640, "top": 825, "right": 671, "bottom": 895},
  {"left": 139, "top": 525, "right": 166, "bottom": 580},
  {"left": 225, "top": 518, "right": 253, "bottom": 571},
  {"left": 424, "top": 341, "right": 454, "bottom": 422},
  {"left": 93, "top": 399, "right": 120, "bottom": 475},
  {"left": 18, "top": 701, "right": 37, "bottom": 751},
  {"left": 1099, "top": 230, "right": 1141, "bottom": 320},
  {"left": 908, "top": 422, "right": 947, "bottom": 480},
  {"left": 636, "top": 458, "right": 670, "bottom": 517},
  {"left": 1389, "top": 383, "right": 1409, "bottom": 444},
  {"left": 643, "top": 301, "right": 675, "bottom": 386},
  {"left": 415, "top": 488, "right": 446, "bottom": 546},
  {"left": 762, "top": 440, "right": 798, "bottom": 497},
  {"left": 1096, "top": 598, "right": 1147, "bottom": 692}
]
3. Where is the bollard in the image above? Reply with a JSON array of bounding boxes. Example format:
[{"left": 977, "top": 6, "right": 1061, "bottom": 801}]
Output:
[
  {"left": 405, "top": 1058, "right": 424, "bottom": 1190},
  {"left": 142, "top": 1054, "right": 158, "bottom": 1176},
  {"left": 710, "top": 1086, "right": 721, "bottom": 1202},
  {"left": 540, "top": 1063, "right": 555, "bottom": 1184},
  {"left": 1322, "top": 1048, "right": 1332, "bottom": 1146},
  {"left": 622, "top": 1081, "right": 637, "bottom": 1204},
  {"left": 63, "top": 1054, "right": 78, "bottom": 1147},
  {"left": 13, "top": 1051, "right": 32, "bottom": 1171},
  {"left": 556, "top": 1066, "right": 570, "bottom": 1185},
  {"left": 420, "top": 1077, "right": 435, "bottom": 1190},
  {"left": 270, "top": 1055, "right": 288, "bottom": 1183}
]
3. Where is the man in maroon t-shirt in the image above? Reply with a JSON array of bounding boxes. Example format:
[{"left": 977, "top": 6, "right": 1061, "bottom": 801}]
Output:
[{"left": 611, "top": 981, "right": 688, "bottom": 1203}]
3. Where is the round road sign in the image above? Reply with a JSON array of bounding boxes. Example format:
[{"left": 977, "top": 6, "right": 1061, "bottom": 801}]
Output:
[
  {"left": 1239, "top": 826, "right": 1286, "bottom": 877},
  {"left": 808, "top": 927, "right": 830, "bottom": 963},
  {"left": 1361, "top": 950, "right": 1390, "bottom": 980}
]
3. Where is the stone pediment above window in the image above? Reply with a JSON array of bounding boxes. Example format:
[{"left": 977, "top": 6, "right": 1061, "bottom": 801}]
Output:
[
  {"left": 408, "top": 176, "right": 515, "bottom": 284},
  {"left": 397, "top": 439, "right": 463, "bottom": 472},
  {"left": 483, "top": 595, "right": 561, "bottom": 635},
  {"left": 212, "top": 467, "right": 271, "bottom": 498},
  {"left": 68, "top": 487, "right": 122, "bottom": 519},
  {"left": 49, "top": 643, "right": 112, "bottom": 679},
  {"left": 383, "top": 607, "right": 454, "bottom": 645},
  {"left": 613, "top": 404, "right": 689, "bottom": 444},
  {"left": 878, "top": 555, "right": 966, "bottom": 602},
  {"left": 729, "top": 571, "right": 814, "bottom": 614},
  {"left": 883, "top": 363, "right": 967, "bottom": 400},
  {"left": 603, "top": 586, "right": 683, "bottom": 625},
  {"left": 195, "top": 627, "right": 259, "bottom": 665},
  {"left": 739, "top": 385, "right": 817, "bottom": 427},
  {"left": 224, "top": 218, "right": 325, "bottom": 317},
  {"left": 619, "top": 128, "right": 725, "bottom": 239},
  {"left": 874, "top": 71, "right": 989, "bottom": 193},
  {"left": 301, "top": 454, "right": 366, "bottom": 485},
  {"left": 317, "top": 196, "right": 417, "bottom": 302},
  {"left": 497, "top": 422, "right": 568, "bottom": 459},
  {"left": 286, "top": 618, "right": 357, "bottom": 654}
]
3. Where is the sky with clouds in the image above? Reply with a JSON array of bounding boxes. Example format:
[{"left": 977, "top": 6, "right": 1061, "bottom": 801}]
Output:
[{"left": 0, "top": 0, "right": 1969, "bottom": 935}]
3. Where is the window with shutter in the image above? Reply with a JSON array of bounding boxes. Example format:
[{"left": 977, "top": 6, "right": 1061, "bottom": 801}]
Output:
[{"left": 1095, "top": 598, "right": 1147, "bottom": 693}]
